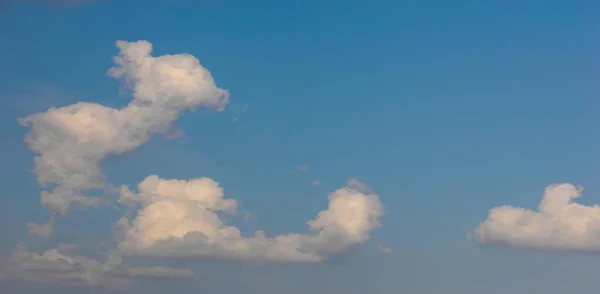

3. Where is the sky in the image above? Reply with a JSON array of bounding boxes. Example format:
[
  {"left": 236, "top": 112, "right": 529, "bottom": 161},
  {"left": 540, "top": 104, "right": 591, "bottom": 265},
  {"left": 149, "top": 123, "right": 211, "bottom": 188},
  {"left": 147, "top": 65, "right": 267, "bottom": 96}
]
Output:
[{"left": 0, "top": 0, "right": 599, "bottom": 293}]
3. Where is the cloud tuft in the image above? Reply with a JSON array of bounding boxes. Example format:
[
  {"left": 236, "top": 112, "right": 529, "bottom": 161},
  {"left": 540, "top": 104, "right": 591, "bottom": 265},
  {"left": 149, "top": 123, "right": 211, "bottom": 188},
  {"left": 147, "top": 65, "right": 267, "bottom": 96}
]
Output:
[
  {"left": 376, "top": 244, "right": 394, "bottom": 254},
  {"left": 473, "top": 183, "right": 600, "bottom": 252},
  {"left": 26, "top": 218, "right": 54, "bottom": 238}
]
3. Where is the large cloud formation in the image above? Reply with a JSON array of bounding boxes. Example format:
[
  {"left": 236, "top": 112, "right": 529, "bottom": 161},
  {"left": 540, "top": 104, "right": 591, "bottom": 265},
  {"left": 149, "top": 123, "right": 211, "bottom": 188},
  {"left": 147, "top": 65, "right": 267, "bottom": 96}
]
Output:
[
  {"left": 473, "top": 183, "right": 600, "bottom": 252},
  {"left": 21, "top": 40, "right": 228, "bottom": 231},
  {"left": 7, "top": 39, "right": 386, "bottom": 287},
  {"left": 116, "top": 176, "right": 384, "bottom": 263}
]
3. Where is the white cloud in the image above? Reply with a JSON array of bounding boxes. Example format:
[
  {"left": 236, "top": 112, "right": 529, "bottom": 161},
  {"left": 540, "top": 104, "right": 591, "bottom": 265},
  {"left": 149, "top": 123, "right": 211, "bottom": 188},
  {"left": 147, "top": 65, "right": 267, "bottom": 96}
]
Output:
[
  {"left": 0, "top": 246, "right": 193, "bottom": 287},
  {"left": 376, "top": 244, "right": 394, "bottom": 254},
  {"left": 26, "top": 218, "right": 54, "bottom": 238},
  {"left": 473, "top": 183, "right": 600, "bottom": 252},
  {"left": 20, "top": 40, "right": 228, "bottom": 233},
  {"left": 311, "top": 180, "right": 321, "bottom": 186},
  {"left": 116, "top": 177, "right": 384, "bottom": 263},
  {"left": 347, "top": 178, "right": 370, "bottom": 194},
  {"left": 11, "top": 39, "right": 385, "bottom": 286}
]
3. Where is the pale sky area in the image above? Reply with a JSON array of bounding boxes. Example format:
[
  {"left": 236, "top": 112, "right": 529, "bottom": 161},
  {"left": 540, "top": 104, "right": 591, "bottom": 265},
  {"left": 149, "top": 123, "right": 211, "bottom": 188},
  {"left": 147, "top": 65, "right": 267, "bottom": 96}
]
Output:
[{"left": 1, "top": 0, "right": 600, "bottom": 293}]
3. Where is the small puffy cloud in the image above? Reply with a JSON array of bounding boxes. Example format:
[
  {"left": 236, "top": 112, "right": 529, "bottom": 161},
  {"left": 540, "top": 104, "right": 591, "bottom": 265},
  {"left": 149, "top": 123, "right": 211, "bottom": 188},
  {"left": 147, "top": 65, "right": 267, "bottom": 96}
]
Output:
[
  {"left": 26, "top": 218, "right": 53, "bottom": 238},
  {"left": 376, "top": 244, "right": 394, "bottom": 254},
  {"left": 311, "top": 180, "right": 321, "bottom": 186},
  {"left": 20, "top": 40, "right": 228, "bottom": 225},
  {"left": 0, "top": 246, "right": 193, "bottom": 287},
  {"left": 116, "top": 177, "right": 384, "bottom": 263},
  {"left": 473, "top": 183, "right": 600, "bottom": 252}
]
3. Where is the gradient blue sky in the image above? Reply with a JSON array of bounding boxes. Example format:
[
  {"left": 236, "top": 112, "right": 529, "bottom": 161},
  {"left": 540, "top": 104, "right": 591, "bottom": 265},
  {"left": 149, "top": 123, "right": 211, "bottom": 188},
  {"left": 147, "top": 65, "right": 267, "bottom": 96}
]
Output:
[{"left": 1, "top": 0, "right": 600, "bottom": 293}]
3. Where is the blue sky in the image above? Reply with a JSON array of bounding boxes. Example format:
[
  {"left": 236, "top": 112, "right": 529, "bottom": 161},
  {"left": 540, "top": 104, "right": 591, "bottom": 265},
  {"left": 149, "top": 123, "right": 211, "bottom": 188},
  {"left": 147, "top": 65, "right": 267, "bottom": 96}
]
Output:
[{"left": 1, "top": 0, "right": 600, "bottom": 293}]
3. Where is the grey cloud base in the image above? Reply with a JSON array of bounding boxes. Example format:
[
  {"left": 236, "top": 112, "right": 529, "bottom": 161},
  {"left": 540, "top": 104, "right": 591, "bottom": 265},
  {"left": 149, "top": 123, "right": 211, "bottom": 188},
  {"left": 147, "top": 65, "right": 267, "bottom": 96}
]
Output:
[{"left": 0, "top": 247, "right": 192, "bottom": 288}]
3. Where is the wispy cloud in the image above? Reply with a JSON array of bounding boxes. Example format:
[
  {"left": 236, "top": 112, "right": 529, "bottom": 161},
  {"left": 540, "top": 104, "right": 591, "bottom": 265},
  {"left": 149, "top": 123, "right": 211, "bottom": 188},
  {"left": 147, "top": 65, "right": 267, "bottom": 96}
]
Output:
[
  {"left": 26, "top": 217, "right": 53, "bottom": 238},
  {"left": 243, "top": 211, "right": 254, "bottom": 220},
  {"left": 116, "top": 177, "right": 384, "bottom": 263},
  {"left": 376, "top": 244, "right": 394, "bottom": 254},
  {"left": 296, "top": 165, "right": 309, "bottom": 172}
]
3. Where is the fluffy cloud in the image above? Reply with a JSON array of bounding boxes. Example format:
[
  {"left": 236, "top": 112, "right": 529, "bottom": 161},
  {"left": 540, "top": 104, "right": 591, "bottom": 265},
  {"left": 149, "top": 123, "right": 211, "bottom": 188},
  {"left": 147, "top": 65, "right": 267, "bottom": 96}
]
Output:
[
  {"left": 116, "top": 176, "right": 384, "bottom": 263},
  {"left": 473, "top": 183, "right": 600, "bottom": 252},
  {"left": 0, "top": 246, "right": 192, "bottom": 287},
  {"left": 10, "top": 39, "right": 385, "bottom": 288},
  {"left": 20, "top": 40, "right": 228, "bottom": 233},
  {"left": 26, "top": 218, "right": 53, "bottom": 237}
]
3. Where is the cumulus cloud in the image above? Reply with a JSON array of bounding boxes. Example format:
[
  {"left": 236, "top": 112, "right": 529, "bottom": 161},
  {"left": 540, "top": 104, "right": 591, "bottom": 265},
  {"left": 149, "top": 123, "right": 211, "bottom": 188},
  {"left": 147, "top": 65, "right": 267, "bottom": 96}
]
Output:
[
  {"left": 10, "top": 39, "right": 385, "bottom": 288},
  {"left": 473, "top": 183, "right": 600, "bottom": 252},
  {"left": 20, "top": 40, "right": 228, "bottom": 232},
  {"left": 0, "top": 246, "right": 193, "bottom": 287},
  {"left": 116, "top": 177, "right": 384, "bottom": 263},
  {"left": 120, "top": 265, "right": 193, "bottom": 278}
]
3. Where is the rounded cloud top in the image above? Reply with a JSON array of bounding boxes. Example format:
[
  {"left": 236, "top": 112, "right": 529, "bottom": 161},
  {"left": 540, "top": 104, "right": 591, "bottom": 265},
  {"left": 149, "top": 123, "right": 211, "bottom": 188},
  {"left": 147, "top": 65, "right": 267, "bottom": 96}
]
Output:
[
  {"left": 473, "top": 183, "right": 600, "bottom": 252},
  {"left": 116, "top": 176, "right": 384, "bottom": 263},
  {"left": 108, "top": 40, "right": 229, "bottom": 111},
  {"left": 20, "top": 40, "right": 229, "bottom": 216}
]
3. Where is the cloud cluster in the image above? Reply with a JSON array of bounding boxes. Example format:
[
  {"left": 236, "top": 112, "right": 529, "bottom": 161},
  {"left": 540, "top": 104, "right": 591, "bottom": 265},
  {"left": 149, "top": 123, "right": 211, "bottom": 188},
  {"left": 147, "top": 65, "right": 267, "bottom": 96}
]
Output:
[
  {"left": 0, "top": 246, "right": 192, "bottom": 288},
  {"left": 21, "top": 40, "right": 228, "bottom": 226},
  {"left": 6, "top": 39, "right": 386, "bottom": 287},
  {"left": 473, "top": 183, "right": 600, "bottom": 252},
  {"left": 116, "top": 176, "right": 384, "bottom": 263}
]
